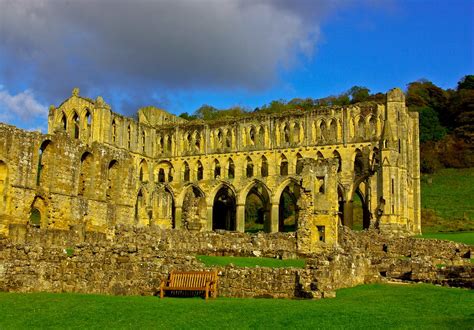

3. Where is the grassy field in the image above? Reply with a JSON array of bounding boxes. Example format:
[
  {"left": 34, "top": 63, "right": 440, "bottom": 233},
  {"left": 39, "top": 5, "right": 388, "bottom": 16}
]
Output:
[
  {"left": 416, "top": 231, "right": 474, "bottom": 245},
  {"left": 421, "top": 168, "right": 474, "bottom": 233},
  {"left": 0, "top": 284, "right": 472, "bottom": 329},
  {"left": 197, "top": 255, "right": 305, "bottom": 268}
]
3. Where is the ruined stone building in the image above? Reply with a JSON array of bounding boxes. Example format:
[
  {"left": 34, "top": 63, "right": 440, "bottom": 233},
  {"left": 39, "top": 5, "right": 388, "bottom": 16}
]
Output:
[{"left": 0, "top": 87, "right": 421, "bottom": 252}]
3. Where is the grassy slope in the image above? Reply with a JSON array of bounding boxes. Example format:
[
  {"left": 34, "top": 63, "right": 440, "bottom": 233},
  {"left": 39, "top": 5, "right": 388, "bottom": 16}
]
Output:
[
  {"left": 421, "top": 168, "right": 474, "bottom": 232},
  {"left": 197, "top": 255, "right": 305, "bottom": 268},
  {"left": 0, "top": 284, "right": 472, "bottom": 329}
]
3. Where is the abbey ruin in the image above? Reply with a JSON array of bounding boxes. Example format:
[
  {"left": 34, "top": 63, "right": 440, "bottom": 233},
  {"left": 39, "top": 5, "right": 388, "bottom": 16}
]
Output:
[{"left": 0, "top": 87, "right": 420, "bottom": 252}]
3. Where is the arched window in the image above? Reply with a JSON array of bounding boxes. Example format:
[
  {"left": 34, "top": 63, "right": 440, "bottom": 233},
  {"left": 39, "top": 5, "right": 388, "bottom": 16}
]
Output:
[
  {"left": 369, "top": 117, "right": 377, "bottom": 136},
  {"left": 329, "top": 120, "right": 337, "bottom": 141},
  {"left": 333, "top": 150, "right": 342, "bottom": 173},
  {"left": 357, "top": 118, "right": 365, "bottom": 138},
  {"left": 73, "top": 113, "right": 80, "bottom": 139},
  {"left": 249, "top": 127, "right": 256, "bottom": 145},
  {"left": 107, "top": 160, "right": 119, "bottom": 199},
  {"left": 280, "top": 154, "right": 288, "bottom": 176},
  {"left": 195, "top": 132, "right": 201, "bottom": 152},
  {"left": 139, "top": 159, "right": 149, "bottom": 183},
  {"left": 296, "top": 153, "right": 304, "bottom": 174},
  {"left": 85, "top": 110, "right": 92, "bottom": 139},
  {"left": 167, "top": 135, "right": 172, "bottom": 153},
  {"left": 283, "top": 123, "right": 290, "bottom": 144},
  {"left": 36, "top": 140, "right": 51, "bottom": 186},
  {"left": 197, "top": 161, "right": 204, "bottom": 180},
  {"left": 293, "top": 123, "right": 300, "bottom": 144},
  {"left": 183, "top": 162, "right": 190, "bottom": 182},
  {"left": 261, "top": 156, "right": 268, "bottom": 177},
  {"left": 227, "top": 158, "right": 235, "bottom": 179},
  {"left": 78, "top": 152, "right": 93, "bottom": 196},
  {"left": 320, "top": 121, "right": 327, "bottom": 141},
  {"left": 257, "top": 126, "right": 264, "bottom": 146},
  {"left": 354, "top": 149, "right": 364, "bottom": 177},
  {"left": 61, "top": 112, "right": 67, "bottom": 130},
  {"left": 214, "top": 159, "right": 221, "bottom": 179},
  {"left": 226, "top": 130, "right": 232, "bottom": 148},
  {"left": 158, "top": 168, "right": 165, "bottom": 183},
  {"left": 112, "top": 120, "right": 117, "bottom": 143},
  {"left": 141, "top": 130, "right": 146, "bottom": 153},
  {"left": 246, "top": 157, "right": 254, "bottom": 178}
]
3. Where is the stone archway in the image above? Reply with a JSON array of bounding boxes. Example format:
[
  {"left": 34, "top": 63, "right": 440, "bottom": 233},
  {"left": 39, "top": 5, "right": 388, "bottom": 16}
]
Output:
[
  {"left": 212, "top": 185, "right": 236, "bottom": 231},
  {"left": 244, "top": 182, "right": 271, "bottom": 233},
  {"left": 278, "top": 184, "right": 300, "bottom": 232}
]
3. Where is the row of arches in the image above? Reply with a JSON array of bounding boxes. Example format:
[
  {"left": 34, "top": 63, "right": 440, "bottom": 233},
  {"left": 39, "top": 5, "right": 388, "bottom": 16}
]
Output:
[{"left": 57, "top": 109, "right": 92, "bottom": 140}]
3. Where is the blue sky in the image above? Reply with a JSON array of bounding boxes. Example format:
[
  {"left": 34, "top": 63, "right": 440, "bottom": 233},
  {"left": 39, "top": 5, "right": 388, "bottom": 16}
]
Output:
[{"left": 0, "top": 0, "right": 472, "bottom": 132}]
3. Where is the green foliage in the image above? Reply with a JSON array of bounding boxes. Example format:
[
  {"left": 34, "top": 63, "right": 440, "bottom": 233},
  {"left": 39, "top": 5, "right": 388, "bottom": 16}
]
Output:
[
  {"left": 197, "top": 255, "right": 305, "bottom": 268},
  {"left": 0, "top": 284, "right": 472, "bottom": 329},
  {"left": 65, "top": 248, "right": 74, "bottom": 257},
  {"left": 421, "top": 168, "right": 474, "bottom": 232},
  {"left": 457, "top": 75, "right": 474, "bottom": 90},
  {"left": 416, "top": 106, "right": 447, "bottom": 143},
  {"left": 347, "top": 86, "right": 370, "bottom": 103}
]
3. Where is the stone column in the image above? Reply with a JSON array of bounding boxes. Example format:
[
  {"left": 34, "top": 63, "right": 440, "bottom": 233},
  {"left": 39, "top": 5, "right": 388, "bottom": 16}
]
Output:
[
  {"left": 343, "top": 201, "right": 353, "bottom": 229},
  {"left": 174, "top": 206, "right": 182, "bottom": 229},
  {"left": 206, "top": 206, "right": 213, "bottom": 231},
  {"left": 236, "top": 204, "right": 245, "bottom": 232},
  {"left": 270, "top": 203, "right": 279, "bottom": 233}
]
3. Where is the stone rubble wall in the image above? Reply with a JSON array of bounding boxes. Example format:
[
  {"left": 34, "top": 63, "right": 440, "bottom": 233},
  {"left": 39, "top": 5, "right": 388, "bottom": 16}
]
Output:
[{"left": 0, "top": 225, "right": 471, "bottom": 299}]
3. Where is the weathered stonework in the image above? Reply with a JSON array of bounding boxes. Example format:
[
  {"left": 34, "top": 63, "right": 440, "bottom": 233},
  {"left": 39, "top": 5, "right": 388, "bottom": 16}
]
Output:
[
  {"left": 0, "top": 87, "right": 420, "bottom": 254},
  {"left": 0, "top": 226, "right": 470, "bottom": 298}
]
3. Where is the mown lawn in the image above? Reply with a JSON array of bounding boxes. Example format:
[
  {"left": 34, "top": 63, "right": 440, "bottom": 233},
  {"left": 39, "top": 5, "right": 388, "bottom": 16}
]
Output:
[
  {"left": 0, "top": 284, "right": 472, "bottom": 329},
  {"left": 197, "top": 255, "right": 305, "bottom": 268},
  {"left": 417, "top": 231, "right": 474, "bottom": 246}
]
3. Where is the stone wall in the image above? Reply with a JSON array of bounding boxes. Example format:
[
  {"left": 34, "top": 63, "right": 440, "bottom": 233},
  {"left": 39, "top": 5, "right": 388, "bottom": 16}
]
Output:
[{"left": 0, "top": 226, "right": 471, "bottom": 299}]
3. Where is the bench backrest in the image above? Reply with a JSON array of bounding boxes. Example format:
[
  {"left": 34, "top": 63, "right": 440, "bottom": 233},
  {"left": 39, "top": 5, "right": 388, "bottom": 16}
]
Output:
[{"left": 169, "top": 271, "right": 218, "bottom": 288}]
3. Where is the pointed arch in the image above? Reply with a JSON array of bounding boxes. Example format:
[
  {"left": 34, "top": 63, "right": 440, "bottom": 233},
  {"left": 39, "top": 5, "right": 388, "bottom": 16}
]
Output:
[
  {"left": 260, "top": 155, "right": 268, "bottom": 177},
  {"left": 277, "top": 180, "right": 301, "bottom": 232},
  {"left": 213, "top": 159, "right": 221, "bottom": 179},
  {"left": 29, "top": 196, "right": 47, "bottom": 228},
  {"left": 212, "top": 183, "right": 237, "bottom": 231},
  {"left": 329, "top": 119, "right": 337, "bottom": 141},
  {"left": 196, "top": 160, "right": 204, "bottom": 181},
  {"left": 139, "top": 159, "right": 149, "bottom": 183},
  {"left": 78, "top": 152, "right": 93, "bottom": 196},
  {"left": 333, "top": 150, "right": 342, "bottom": 173},
  {"left": 183, "top": 161, "right": 190, "bottom": 182},
  {"left": 37, "top": 140, "right": 52, "bottom": 186},
  {"left": 296, "top": 153, "right": 304, "bottom": 174},
  {"left": 245, "top": 156, "right": 254, "bottom": 178},
  {"left": 280, "top": 154, "right": 288, "bottom": 175},
  {"left": 135, "top": 187, "right": 149, "bottom": 225},
  {"left": 257, "top": 125, "right": 265, "bottom": 146},
  {"left": 106, "top": 160, "right": 119, "bottom": 199},
  {"left": 249, "top": 126, "right": 256, "bottom": 145},
  {"left": 317, "top": 151, "right": 324, "bottom": 161},
  {"left": 227, "top": 158, "right": 235, "bottom": 179},
  {"left": 241, "top": 180, "right": 272, "bottom": 233},
  {"left": 72, "top": 112, "right": 80, "bottom": 139},
  {"left": 283, "top": 123, "right": 290, "bottom": 144},
  {"left": 292, "top": 122, "right": 301, "bottom": 144}
]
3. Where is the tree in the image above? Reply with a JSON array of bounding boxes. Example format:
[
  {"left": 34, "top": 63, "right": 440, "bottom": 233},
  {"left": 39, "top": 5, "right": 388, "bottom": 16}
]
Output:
[
  {"left": 416, "top": 107, "right": 447, "bottom": 143},
  {"left": 457, "top": 75, "right": 474, "bottom": 90},
  {"left": 347, "top": 86, "right": 370, "bottom": 103}
]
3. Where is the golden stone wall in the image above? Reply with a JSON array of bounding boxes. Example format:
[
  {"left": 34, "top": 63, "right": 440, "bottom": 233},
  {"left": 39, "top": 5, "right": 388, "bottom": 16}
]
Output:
[{"left": 0, "top": 87, "right": 421, "bottom": 252}]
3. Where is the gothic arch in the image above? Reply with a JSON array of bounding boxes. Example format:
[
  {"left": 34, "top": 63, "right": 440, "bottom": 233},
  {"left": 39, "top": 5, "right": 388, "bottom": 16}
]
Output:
[
  {"left": 275, "top": 179, "right": 301, "bottom": 232},
  {"left": 245, "top": 156, "right": 254, "bottom": 178},
  {"left": 196, "top": 160, "right": 204, "bottom": 181},
  {"left": 139, "top": 159, "right": 149, "bottom": 183},
  {"left": 210, "top": 182, "right": 237, "bottom": 231},
  {"left": 227, "top": 158, "right": 235, "bottom": 179},
  {"left": 296, "top": 153, "right": 304, "bottom": 175},
  {"left": 242, "top": 180, "right": 272, "bottom": 233},
  {"left": 279, "top": 154, "right": 288, "bottom": 176},
  {"left": 106, "top": 160, "right": 119, "bottom": 199},
  {"left": 37, "top": 140, "right": 53, "bottom": 186},
  {"left": 261, "top": 155, "right": 268, "bottom": 177},
  {"left": 78, "top": 152, "right": 93, "bottom": 196},
  {"left": 213, "top": 159, "right": 221, "bottom": 179},
  {"left": 182, "top": 161, "right": 190, "bottom": 182},
  {"left": 29, "top": 196, "right": 48, "bottom": 228}
]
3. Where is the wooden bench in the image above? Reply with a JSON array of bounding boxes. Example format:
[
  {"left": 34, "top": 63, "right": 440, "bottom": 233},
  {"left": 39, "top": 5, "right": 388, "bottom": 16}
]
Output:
[{"left": 160, "top": 270, "right": 218, "bottom": 300}]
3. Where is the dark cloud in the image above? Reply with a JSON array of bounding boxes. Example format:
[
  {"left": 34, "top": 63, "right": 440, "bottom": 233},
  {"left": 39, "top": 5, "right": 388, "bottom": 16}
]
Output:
[{"left": 0, "top": 0, "right": 376, "bottom": 111}]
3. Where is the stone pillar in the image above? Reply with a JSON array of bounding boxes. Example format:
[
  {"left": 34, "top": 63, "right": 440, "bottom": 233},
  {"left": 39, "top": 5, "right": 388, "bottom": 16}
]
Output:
[
  {"left": 270, "top": 203, "right": 279, "bottom": 233},
  {"left": 206, "top": 206, "right": 213, "bottom": 231},
  {"left": 343, "top": 201, "right": 353, "bottom": 229},
  {"left": 174, "top": 206, "right": 182, "bottom": 229},
  {"left": 236, "top": 204, "right": 245, "bottom": 232}
]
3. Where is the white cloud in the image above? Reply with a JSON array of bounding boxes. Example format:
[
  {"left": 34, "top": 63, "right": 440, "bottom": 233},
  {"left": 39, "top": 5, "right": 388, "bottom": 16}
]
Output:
[{"left": 0, "top": 87, "right": 48, "bottom": 121}]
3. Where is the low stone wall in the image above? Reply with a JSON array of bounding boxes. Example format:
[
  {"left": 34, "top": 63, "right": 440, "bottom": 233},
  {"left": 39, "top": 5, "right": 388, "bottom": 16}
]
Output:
[{"left": 0, "top": 225, "right": 472, "bottom": 299}]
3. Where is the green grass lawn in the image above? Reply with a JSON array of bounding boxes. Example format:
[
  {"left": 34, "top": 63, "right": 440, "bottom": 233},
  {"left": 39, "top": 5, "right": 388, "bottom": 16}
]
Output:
[
  {"left": 421, "top": 168, "right": 474, "bottom": 232},
  {"left": 0, "top": 284, "right": 472, "bottom": 329},
  {"left": 197, "top": 255, "right": 305, "bottom": 268},
  {"left": 417, "top": 231, "right": 474, "bottom": 246}
]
